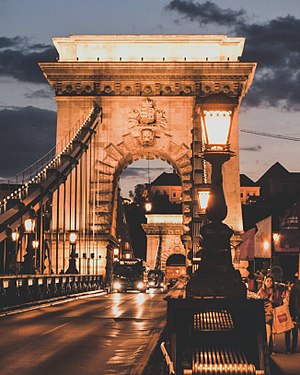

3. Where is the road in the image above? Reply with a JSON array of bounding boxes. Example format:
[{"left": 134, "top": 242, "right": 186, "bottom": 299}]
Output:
[{"left": 0, "top": 291, "right": 167, "bottom": 375}]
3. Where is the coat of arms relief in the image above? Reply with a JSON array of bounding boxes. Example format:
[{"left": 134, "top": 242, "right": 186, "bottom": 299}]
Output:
[{"left": 128, "top": 98, "right": 167, "bottom": 147}]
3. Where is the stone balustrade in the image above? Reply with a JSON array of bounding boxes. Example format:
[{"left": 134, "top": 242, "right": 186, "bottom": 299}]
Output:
[{"left": 0, "top": 274, "right": 103, "bottom": 309}]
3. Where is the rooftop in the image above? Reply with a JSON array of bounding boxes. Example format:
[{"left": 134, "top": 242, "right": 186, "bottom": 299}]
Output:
[{"left": 53, "top": 34, "right": 245, "bottom": 62}]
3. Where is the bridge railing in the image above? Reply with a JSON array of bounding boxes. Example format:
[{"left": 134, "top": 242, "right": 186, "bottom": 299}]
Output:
[
  {"left": 15, "top": 108, "right": 97, "bottom": 184},
  {"left": 0, "top": 104, "right": 100, "bottom": 212},
  {"left": 0, "top": 274, "right": 104, "bottom": 310}
]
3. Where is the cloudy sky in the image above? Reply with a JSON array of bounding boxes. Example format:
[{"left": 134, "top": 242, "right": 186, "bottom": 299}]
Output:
[{"left": 1, "top": 0, "right": 300, "bottom": 197}]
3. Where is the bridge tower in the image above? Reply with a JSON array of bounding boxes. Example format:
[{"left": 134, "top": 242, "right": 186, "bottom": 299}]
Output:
[{"left": 40, "top": 35, "right": 256, "bottom": 279}]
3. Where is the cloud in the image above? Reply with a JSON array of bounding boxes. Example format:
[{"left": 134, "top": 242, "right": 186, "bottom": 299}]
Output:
[
  {"left": 122, "top": 167, "right": 169, "bottom": 178},
  {"left": 165, "top": 0, "right": 246, "bottom": 25},
  {"left": 0, "top": 36, "right": 57, "bottom": 83},
  {"left": 24, "top": 87, "right": 54, "bottom": 99},
  {"left": 0, "top": 106, "right": 56, "bottom": 178},
  {"left": 165, "top": 1, "right": 300, "bottom": 110},
  {"left": 240, "top": 145, "right": 262, "bottom": 152}
]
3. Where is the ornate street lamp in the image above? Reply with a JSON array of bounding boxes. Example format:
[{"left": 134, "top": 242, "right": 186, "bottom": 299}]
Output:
[
  {"left": 145, "top": 154, "right": 152, "bottom": 212},
  {"left": 66, "top": 231, "right": 79, "bottom": 274},
  {"left": 10, "top": 230, "right": 19, "bottom": 274},
  {"left": 186, "top": 108, "right": 246, "bottom": 298},
  {"left": 22, "top": 212, "right": 36, "bottom": 274}
]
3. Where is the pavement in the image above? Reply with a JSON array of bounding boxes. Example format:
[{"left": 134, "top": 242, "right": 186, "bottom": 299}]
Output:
[{"left": 270, "top": 332, "right": 300, "bottom": 375}]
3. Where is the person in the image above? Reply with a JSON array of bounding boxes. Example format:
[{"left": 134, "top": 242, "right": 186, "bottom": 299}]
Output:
[
  {"left": 257, "top": 274, "right": 283, "bottom": 354},
  {"left": 285, "top": 279, "right": 300, "bottom": 354}
]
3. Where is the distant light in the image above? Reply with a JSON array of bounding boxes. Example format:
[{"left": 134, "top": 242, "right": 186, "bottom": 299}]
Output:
[
  {"left": 32, "top": 240, "right": 39, "bottom": 249},
  {"left": 145, "top": 201, "right": 152, "bottom": 212},
  {"left": 113, "top": 248, "right": 119, "bottom": 256},
  {"left": 24, "top": 218, "right": 35, "bottom": 233},
  {"left": 11, "top": 231, "right": 19, "bottom": 242},
  {"left": 69, "top": 232, "right": 77, "bottom": 244}
]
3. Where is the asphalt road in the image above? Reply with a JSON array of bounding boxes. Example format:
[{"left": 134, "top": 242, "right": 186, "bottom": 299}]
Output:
[{"left": 0, "top": 291, "right": 167, "bottom": 375}]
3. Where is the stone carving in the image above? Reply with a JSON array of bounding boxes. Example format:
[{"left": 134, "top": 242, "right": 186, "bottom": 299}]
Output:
[{"left": 128, "top": 98, "right": 167, "bottom": 147}]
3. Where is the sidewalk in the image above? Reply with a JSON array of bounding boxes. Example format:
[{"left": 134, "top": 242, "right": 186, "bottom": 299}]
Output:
[{"left": 270, "top": 332, "right": 300, "bottom": 375}]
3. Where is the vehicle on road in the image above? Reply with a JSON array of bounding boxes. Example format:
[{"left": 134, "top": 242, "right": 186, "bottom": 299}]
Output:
[
  {"left": 112, "top": 258, "right": 147, "bottom": 293},
  {"left": 147, "top": 269, "right": 165, "bottom": 291}
]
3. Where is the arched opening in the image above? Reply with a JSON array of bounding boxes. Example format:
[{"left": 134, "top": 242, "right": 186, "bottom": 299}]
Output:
[
  {"left": 166, "top": 253, "right": 186, "bottom": 266},
  {"left": 118, "top": 158, "right": 182, "bottom": 261},
  {"left": 165, "top": 253, "right": 187, "bottom": 286}
]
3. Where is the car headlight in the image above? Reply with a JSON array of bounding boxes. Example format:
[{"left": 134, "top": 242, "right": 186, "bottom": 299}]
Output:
[
  {"left": 113, "top": 281, "right": 121, "bottom": 290},
  {"left": 137, "top": 281, "right": 144, "bottom": 289}
]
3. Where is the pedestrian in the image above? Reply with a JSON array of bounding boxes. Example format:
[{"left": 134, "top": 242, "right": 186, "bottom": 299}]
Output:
[
  {"left": 257, "top": 274, "right": 283, "bottom": 354},
  {"left": 285, "top": 279, "right": 300, "bottom": 354}
]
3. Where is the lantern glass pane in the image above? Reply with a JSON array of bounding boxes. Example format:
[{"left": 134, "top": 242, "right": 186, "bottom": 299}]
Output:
[
  {"left": 24, "top": 218, "right": 35, "bottom": 233},
  {"left": 198, "top": 191, "right": 210, "bottom": 210},
  {"left": 203, "top": 110, "right": 232, "bottom": 146},
  {"left": 32, "top": 240, "right": 39, "bottom": 249},
  {"left": 12, "top": 231, "right": 19, "bottom": 242},
  {"left": 69, "top": 232, "right": 77, "bottom": 244},
  {"left": 113, "top": 248, "right": 119, "bottom": 255}
]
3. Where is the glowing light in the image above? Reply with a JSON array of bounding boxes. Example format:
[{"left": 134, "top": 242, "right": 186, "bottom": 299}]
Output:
[
  {"left": 263, "top": 241, "right": 270, "bottom": 250},
  {"left": 69, "top": 232, "right": 77, "bottom": 244},
  {"left": 32, "top": 240, "right": 39, "bottom": 249},
  {"left": 11, "top": 231, "right": 19, "bottom": 242},
  {"left": 145, "top": 201, "right": 152, "bottom": 212},
  {"left": 273, "top": 233, "right": 279, "bottom": 242},
  {"left": 202, "top": 110, "right": 232, "bottom": 147},
  {"left": 24, "top": 218, "right": 35, "bottom": 233},
  {"left": 198, "top": 190, "right": 210, "bottom": 211},
  {"left": 113, "top": 248, "right": 119, "bottom": 256}
]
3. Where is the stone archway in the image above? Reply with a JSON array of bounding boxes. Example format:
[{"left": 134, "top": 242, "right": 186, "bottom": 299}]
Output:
[
  {"left": 98, "top": 106, "right": 193, "bottom": 239},
  {"left": 164, "top": 253, "right": 187, "bottom": 281},
  {"left": 40, "top": 34, "right": 256, "bottom": 278}
]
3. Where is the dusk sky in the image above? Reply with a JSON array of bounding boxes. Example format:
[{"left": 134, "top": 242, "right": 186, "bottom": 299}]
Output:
[{"left": 1, "top": 0, "right": 300, "bottom": 197}]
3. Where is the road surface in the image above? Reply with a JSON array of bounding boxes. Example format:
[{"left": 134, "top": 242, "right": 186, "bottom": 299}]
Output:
[{"left": 0, "top": 291, "right": 167, "bottom": 375}]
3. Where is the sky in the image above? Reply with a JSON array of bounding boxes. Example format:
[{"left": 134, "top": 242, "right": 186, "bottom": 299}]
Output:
[{"left": 1, "top": 0, "right": 300, "bottom": 197}]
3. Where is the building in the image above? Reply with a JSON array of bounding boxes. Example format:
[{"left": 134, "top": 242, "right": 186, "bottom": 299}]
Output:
[
  {"left": 150, "top": 170, "right": 182, "bottom": 204},
  {"left": 257, "top": 162, "right": 300, "bottom": 199},
  {"left": 240, "top": 174, "right": 260, "bottom": 204}
]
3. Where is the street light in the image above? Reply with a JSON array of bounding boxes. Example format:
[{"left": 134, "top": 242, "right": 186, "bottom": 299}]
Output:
[
  {"left": 66, "top": 231, "right": 79, "bottom": 274},
  {"left": 145, "top": 154, "right": 152, "bottom": 212},
  {"left": 10, "top": 230, "right": 19, "bottom": 275},
  {"left": 32, "top": 239, "right": 39, "bottom": 271},
  {"left": 23, "top": 213, "right": 36, "bottom": 274},
  {"left": 186, "top": 107, "right": 246, "bottom": 298}
]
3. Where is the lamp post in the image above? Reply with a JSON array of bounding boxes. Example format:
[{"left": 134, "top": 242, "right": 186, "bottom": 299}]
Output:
[
  {"left": 11, "top": 230, "right": 19, "bottom": 274},
  {"left": 32, "top": 239, "right": 39, "bottom": 271},
  {"left": 66, "top": 231, "right": 79, "bottom": 274},
  {"left": 23, "top": 216, "right": 36, "bottom": 274},
  {"left": 186, "top": 108, "right": 246, "bottom": 298}
]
